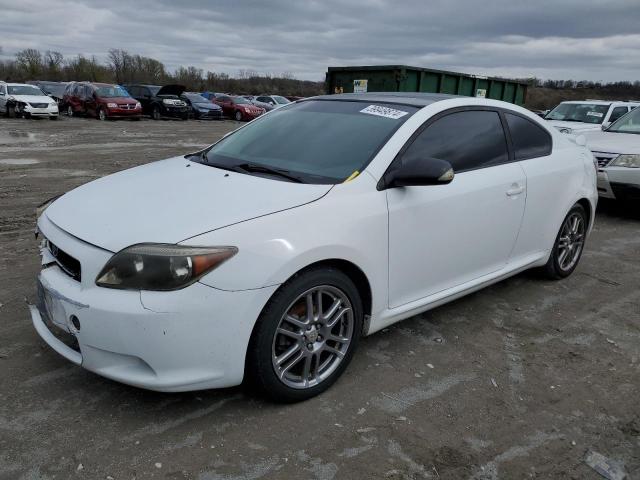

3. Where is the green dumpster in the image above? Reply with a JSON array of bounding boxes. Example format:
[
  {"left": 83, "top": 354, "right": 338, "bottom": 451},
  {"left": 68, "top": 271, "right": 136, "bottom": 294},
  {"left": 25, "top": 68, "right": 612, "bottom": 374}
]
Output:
[{"left": 326, "top": 65, "right": 527, "bottom": 105}]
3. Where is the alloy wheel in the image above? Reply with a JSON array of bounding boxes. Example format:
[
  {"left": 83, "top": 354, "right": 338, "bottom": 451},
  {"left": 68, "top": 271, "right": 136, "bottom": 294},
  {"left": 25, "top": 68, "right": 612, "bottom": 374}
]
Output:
[
  {"left": 556, "top": 211, "right": 585, "bottom": 271},
  {"left": 67, "top": 105, "right": 73, "bottom": 117},
  {"left": 271, "top": 285, "right": 354, "bottom": 389}
]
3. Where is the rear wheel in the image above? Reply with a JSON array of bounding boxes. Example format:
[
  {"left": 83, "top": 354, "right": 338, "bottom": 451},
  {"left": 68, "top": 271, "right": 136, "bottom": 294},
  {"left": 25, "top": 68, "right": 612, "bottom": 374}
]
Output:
[
  {"left": 235, "top": 110, "right": 243, "bottom": 121},
  {"left": 543, "top": 204, "right": 587, "bottom": 279},
  {"left": 247, "top": 267, "right": 362, "bottom": 402},
  {"left": 7, "top": 104, "right": 16, "bottom": 118},
  {"left": 151, "top": 105, "right": 161, "bottom": 120},
  {"left": 66, "top": 105, "right": 73, "bottom": 117}
]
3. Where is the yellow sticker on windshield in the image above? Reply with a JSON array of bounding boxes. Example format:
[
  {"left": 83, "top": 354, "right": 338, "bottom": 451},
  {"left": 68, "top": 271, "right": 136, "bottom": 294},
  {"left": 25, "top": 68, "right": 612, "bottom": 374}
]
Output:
[{"left": 344, "top": 170, "right": 360, "bottom": 183}]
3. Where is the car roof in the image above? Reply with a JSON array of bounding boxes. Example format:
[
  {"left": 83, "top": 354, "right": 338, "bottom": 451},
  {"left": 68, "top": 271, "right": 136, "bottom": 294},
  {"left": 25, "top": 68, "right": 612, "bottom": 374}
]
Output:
[
  {"left": 307, "top": 92, "right": 461, "bottom": 107},
  {"left": 560, "top": 100, "right": 639, "bottom": 105}
]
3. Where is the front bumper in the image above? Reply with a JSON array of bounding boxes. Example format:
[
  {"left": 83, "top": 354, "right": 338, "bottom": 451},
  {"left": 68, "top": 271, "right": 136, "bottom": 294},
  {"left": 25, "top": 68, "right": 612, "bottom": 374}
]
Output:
[
  {"left": 29, "top": 214, "right": 278, "bottom": 392},
  {"left": 23, "top": 105, "right": 59, "bottom": 117},
  {"left": 597, "top": 166, "right": 640, "bottom": 201},
  {"left": 161, "top": 105, "right": 190, "bottom": 118},
  {"left": 106, "top": 107, "right": 142, "bottom": 118}
]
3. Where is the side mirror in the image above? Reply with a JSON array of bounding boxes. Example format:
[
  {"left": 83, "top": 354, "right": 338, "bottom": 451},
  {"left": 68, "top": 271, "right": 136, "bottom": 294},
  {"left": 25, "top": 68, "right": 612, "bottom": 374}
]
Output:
[{"left": 378, "top": 157, "right": 454, "bottom": 190}]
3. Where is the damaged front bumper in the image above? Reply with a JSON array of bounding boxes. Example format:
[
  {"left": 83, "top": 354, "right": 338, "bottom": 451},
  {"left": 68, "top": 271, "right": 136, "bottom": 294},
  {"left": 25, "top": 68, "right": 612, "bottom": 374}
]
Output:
[{"left": 28, "top": 214, "right": 277, "bottom": 392}]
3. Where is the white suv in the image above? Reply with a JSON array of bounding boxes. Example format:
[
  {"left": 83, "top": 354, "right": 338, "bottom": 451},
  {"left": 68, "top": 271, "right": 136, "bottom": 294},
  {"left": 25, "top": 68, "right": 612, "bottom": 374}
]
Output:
[
  {"left": 584, "top": 106, "right": 640, "bottom": 201},
  {"left": 545, "top": 100, "right": 639, "bottom": 134},
  {"left": 0, "top": 82, "right": 59, "bottom": 119}
]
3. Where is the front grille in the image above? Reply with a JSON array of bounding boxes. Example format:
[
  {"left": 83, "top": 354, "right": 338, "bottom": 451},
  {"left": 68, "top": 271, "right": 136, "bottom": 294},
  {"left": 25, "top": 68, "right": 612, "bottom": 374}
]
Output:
[
  {"left": 48, "top": 240, "right": 81, "bottom": 281},
  {"left": 118, "top": 103, "right": 136, "bottom": 110},
  {"left": 30, "top": 103, "right": 49, "bottom": 108},
  {"left": 593, "top": 152, "right": 618, "bottom": 168}
]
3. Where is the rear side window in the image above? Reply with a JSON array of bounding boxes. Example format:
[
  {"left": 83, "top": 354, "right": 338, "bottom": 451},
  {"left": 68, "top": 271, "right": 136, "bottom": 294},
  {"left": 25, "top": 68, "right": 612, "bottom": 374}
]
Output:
[
  {"left": 609, "top": 106, "right": 629, "bottom": 123},
  {"left": 504, "top": 113, "right": 552, "bottom": 160},
  {"left": 402, "top": 110, "right": 508, "bottom": 172}
]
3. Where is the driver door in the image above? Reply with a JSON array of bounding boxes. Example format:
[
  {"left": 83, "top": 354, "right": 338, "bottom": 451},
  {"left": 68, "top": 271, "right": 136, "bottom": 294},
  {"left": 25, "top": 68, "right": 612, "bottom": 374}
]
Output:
[{"left": 386, "top": 108, "right": 526, "bottom": 308}]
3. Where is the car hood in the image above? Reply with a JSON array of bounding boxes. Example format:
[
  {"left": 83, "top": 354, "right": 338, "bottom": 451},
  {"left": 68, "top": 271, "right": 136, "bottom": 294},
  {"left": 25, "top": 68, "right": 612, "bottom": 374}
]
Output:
[
  {"left": 45, "top": 156, "right": 332, "bottom": 252},
  {"left": 546, "top": 120, "right": 601, "bottom": 132},
  {"left": 100, "top": 96, "right": 136, "bottom": 103},
  {"left": 156, "top": 84, "right": 186, "bottom": 96},
  {"left": 584, "top": 130, "right": 640, "bottom": 155},
  {"left": 194, "top": 102, "right": 221, "bottom": 110},
  {"left": 9, "top": 94, "right": 53, "bottom": 103}
]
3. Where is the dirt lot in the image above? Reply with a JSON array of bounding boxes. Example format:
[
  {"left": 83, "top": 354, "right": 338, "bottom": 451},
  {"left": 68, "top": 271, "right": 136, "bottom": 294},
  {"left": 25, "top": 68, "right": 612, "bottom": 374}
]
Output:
[{"left": 0, "top": 116, "right": 638, "bottom": 480}]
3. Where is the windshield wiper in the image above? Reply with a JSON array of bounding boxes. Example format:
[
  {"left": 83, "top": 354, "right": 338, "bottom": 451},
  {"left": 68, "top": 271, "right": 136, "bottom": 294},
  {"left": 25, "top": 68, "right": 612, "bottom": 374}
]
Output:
[{"left": 234, "top": 163, "right": 303, "bottom": 183}]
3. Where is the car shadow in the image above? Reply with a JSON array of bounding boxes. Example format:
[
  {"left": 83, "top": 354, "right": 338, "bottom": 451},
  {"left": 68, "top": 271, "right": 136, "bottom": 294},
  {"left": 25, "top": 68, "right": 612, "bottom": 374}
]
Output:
[{"left": 596, "top": 198, "right": 640, "bottom": 221}]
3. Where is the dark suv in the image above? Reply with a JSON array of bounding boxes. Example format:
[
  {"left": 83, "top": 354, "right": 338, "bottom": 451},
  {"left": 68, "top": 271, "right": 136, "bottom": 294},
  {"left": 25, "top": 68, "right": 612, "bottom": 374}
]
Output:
[
  {"left": 63, "top": 82, "right": 142, "bottom": 120},
  {"left": 124, "top": 84, "right": 190, "bottom": 120}
]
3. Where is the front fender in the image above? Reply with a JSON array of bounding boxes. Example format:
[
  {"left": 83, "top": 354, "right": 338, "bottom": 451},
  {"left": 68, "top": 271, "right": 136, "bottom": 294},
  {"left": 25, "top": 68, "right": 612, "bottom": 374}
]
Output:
[{"left": 181, "top": 173, "right": 388, "bottom": 311}]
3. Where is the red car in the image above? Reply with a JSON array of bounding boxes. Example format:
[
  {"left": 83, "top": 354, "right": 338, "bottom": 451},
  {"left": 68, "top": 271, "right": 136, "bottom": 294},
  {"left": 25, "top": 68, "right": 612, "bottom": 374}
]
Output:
[
  {"left": 213, "top": 95, "right": 265, "bottom": 121},
  {"left": 63, "top": 82, "right": 142, "bottom": 120}
]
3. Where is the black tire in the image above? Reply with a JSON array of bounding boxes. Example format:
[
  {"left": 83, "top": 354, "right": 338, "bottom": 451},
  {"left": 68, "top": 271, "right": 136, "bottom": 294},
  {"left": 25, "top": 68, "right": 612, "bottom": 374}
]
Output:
[
  {"left": 97, "top": 107, "right": 107, "bottom": 121},
  {"left": 542, "top": 203, "right": 588, "bottom": 279},
  {"left": 66, "top": 105, "right": 73, "bottom": 117},
  {"left": 246, "top": 266, "right": 363, "bottom": 402},
  {"left": 235, "top": 110, "right": 243, "bottom": 121},
  {"left": 7, "top": 104, "right": 16, "bottom": 118},
  {"left": 151, "top": 105, "right": 161, "bottom": 120}
]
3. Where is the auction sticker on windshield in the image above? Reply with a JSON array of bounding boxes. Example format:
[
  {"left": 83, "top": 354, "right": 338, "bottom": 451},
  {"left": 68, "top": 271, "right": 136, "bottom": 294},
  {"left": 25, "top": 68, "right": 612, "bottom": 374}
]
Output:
[
  {"left": 360, "top": 105, "right": 409, "bottom": 120},
  {"left": 586, "top": 111, "right": 604, "bottom": 117}
]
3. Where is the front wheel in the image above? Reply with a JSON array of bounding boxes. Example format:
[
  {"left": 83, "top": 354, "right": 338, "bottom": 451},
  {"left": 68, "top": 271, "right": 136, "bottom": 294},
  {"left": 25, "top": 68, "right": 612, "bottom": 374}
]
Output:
[
  {"left": 246, "top": 267, "right": 362, "bottom": 402},
  {"left": 66, "top": 105, "right": 73, "bottom": 117},
  {"left": 7, "top": 104, "right": 16, "bottom": 118},
  {"left": 97, "top": 107, "right": 107, "bottom": 121},
  {"left": 235, "top": 110, "right": 243, "bottom": 121},
  {"left": 151, "top": 105, "right": 161, "bottom": 120},
  {"left": 542, "top": 203, "right": 588, "bottom": 279}
]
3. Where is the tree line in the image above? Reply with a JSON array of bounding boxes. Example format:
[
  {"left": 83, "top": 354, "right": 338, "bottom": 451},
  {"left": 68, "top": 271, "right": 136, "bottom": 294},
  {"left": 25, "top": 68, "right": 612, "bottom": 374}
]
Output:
[{"left": 0, "top": 48, "right": 324, "bottom": 96}]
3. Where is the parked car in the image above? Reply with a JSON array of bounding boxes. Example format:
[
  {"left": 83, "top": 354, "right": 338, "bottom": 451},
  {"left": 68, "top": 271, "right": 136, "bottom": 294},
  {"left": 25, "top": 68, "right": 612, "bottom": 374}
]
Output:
[
  {"left": 213, "top": 94, "right": 265, "bottom": 121},
  {"left": 181, "top": 92, "right": 223, "bottom": 120},
  {"left": 63, "top": 82, "right": 142, "bottom": 120},
  {"left": 27, "top": 81, "right": 69, "bottom": 105},
  {"left": 0, "top": 82, "right": 59, "bottom": 119},
  {"left": 247, "top": 96, "right": 275, "bottom": 112},
  {"left": 30, "top": 93, "right": 597, "bottom": 402},
  {"left": 255, "top": 95, "right": 291, "bottom": 107},
  {"left": 200, "top": 91, "right": 225, "bottom": 102},
  {"left": 545, "top": 100, "right": 639, "bottom": 134},
  {"left": 584, "top": 107, "right": 640, "bottom": 202},
  {"left": 124, "top": 84, "right": 190, "bottom": 120}
]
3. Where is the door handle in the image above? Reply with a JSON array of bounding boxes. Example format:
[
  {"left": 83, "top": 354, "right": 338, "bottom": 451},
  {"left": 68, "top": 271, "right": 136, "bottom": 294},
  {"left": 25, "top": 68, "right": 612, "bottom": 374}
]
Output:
[{"left": 506, "top": 184, "right": 525, "bottom": 197}]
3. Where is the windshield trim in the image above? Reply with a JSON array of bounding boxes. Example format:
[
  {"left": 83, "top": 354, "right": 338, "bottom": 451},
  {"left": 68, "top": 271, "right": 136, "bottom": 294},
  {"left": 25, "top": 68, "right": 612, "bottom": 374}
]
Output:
[{"left": 188, "top": 99, "right": 419, "bottom": 184}]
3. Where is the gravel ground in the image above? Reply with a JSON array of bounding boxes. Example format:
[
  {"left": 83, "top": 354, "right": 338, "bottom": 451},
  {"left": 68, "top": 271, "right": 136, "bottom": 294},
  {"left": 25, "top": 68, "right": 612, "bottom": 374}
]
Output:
[{"left": 0, "top": 116, "right": 638, "bottom": 480}]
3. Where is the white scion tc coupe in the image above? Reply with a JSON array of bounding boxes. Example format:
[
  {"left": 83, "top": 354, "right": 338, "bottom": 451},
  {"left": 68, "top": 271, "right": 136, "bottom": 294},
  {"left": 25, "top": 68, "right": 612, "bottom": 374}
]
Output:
[{"left": 30, "top": 92, "right": 598, "bottom": 402}]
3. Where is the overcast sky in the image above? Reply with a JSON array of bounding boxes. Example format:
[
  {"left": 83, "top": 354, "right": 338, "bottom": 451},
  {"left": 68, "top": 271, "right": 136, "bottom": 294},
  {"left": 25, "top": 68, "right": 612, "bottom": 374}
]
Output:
[{"left": 1, "top": 0, "right": 639, "bottom": 82}]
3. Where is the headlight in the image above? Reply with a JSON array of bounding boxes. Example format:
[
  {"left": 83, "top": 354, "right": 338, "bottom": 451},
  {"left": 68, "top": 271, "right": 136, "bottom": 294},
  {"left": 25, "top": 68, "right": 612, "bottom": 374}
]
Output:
[
  {"left": 95, "top": 244, "right": 238, "bottom": 291},
  {"left": 610, "top": 154, "right": 640, "bottom": 168},
  {"left": 107, "top": 102, "right": 118, "bottom": 109},
  {"left": 162, "top": 99, "right": 173, "bottom": 105},
  {"left": 135, "top": 102, "right": 141, "bottom": 109}
]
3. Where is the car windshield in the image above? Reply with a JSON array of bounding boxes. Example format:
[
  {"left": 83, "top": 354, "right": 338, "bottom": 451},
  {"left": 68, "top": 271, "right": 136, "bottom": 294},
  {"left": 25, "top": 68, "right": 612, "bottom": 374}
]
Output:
[
  {"left": 7, "top": 85, "right": 45, "bottom": 96},
  {"left": 147, "top": 86, "right": 161, "bottom": 95},
  {"left": 545, "top": 103, "right": 610, "bottom": 124},
  {"left": 95, "top": 86, "right": 129, "bottom": 98},
  {"left": 185, "top": 93, "right": 209, "bottom": 103},
  {"left": 193, "top": 100, "right": 418, "bottom": 184},
  {"left": 273, "top": 95, "right": 290, "bottom": 104},
  {"left": 233, "top": 97, "right": 250, "bottom": 104},
  {"left": 606, "top": 107, "right": 640, "bottom": 134}
]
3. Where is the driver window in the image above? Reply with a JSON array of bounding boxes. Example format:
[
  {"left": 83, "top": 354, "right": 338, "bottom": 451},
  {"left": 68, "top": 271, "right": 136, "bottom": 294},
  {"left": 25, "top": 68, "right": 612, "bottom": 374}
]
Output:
[{"left": 401, "top": 110, "right": 509, "bottom": 172}]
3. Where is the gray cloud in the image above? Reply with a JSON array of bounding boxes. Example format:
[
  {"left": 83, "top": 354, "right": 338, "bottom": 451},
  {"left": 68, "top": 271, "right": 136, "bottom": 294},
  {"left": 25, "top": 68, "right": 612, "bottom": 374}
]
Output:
[{"left": 1, "top": 0, "right": 639, "bottom": 82}]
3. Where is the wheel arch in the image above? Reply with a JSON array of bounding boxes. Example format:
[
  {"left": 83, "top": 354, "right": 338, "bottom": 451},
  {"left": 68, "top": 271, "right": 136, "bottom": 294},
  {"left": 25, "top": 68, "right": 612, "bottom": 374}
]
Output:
[{"left": 576, "top": 197, "right": 593, "bottom": 230}]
